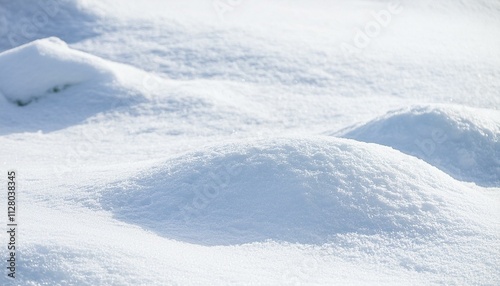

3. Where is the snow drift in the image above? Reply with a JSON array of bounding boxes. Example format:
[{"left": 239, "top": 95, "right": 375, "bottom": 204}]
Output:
[
  {"left": 0, "top": 37, "right": 162, "bottom": 135},
  {"left": 339, "top": 105, "right": 500, "bottom": 187},
  {"left": 0, "top": 37, "right": 142, "bottom": 106},
  {"left": 0, "top": 37, "right": 266, "bottom": 136},
  {"left": 101, "top": 136, "right": 490, "bottom": 245},
  {"left": 2, "top": 0, "right": 500, "bottom": 284}
]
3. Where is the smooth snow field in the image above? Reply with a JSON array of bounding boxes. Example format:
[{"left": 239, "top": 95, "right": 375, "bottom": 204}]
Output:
[{"left": 0, "top": 0, "right": 499, "bottom": 285}]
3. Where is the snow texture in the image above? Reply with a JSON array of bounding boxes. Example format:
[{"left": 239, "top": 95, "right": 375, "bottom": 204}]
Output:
[
  {"left": 0, "top": 0, "right": 499, "bottom": 285},
  {"left": 102, "top": 136, "right": 493, "bottom": 245},
  {"left": 0, "top": 37, "right": 147, "bottom": 106},
  {"left": 340, "top": 105, "right": 500, "bottom": 187}
]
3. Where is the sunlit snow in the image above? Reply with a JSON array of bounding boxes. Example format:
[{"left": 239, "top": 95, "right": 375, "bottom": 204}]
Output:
[{"left": 0, "top": 0, "right": 499, "bottom": 285}]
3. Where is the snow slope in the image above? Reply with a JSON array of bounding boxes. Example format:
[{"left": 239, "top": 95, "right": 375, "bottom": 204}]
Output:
[
  {"left": 0, "top": 0, "right": 499, "bottom": 285},
  {"left": 0, "top": 37, "right": 272, "bottom": 135},
  {"left": 101, "top": 136, "right": 496, "bottom": 246},
  {"left": 0, "top": 37, "right": 129, "bottom": 105},
  {"left": 0, "top": 37, "right": 150, "bottom": 135},
  {"left": 0, "top": 0, "right": 100, "bottom": 52},
  {"left": 339, "top": 105, "right": 500, "bottom": 187}
]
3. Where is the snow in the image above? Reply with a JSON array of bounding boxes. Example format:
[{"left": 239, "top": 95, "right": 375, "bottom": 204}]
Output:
[
  {"left": 339, "top": 105, "right": 500, "bottom": 187},
  {"left": 101, "top": 136, "right": 494, "bottom": 246},
  {"left": 0, "top": 37, "right": 114, "bottom": 105},
  {"left": 0, "top": 0, "right": 499, "bottom": 285}
]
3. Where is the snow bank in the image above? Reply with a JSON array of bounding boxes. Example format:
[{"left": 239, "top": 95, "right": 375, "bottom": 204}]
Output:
[
  {"left": 0, "top": 37, "right": 119, "bottom": 105},
  {"left": 339, "top": 105, "right": 500, "bottom": 187},
  {"left": 101, "top": 136, "right": 487, "bottom": 245},
  {"left": 0, "top": 37, "right": 270, "bottom": 135}
]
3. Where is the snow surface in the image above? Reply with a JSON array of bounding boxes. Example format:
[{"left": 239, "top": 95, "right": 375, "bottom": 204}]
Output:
[
  {"left": 0, "top": 0, "right": 499, "bottom": 285},
  {"left": 339, "top": 105, "right": 500, "bottom": 187},
  {"left": 101, "top": 136, "right": 496, "bottom": 246},
  {"left": 0, "top": 37, "right": 127, "bottom": 105}
]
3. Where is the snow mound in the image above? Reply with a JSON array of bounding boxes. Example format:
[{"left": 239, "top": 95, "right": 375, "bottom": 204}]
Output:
[
  {"left": 339, "top": 105, "right": 500, "bottom": 187},
  {"left": 0, "top": 37, "right": 110, "bottom": 105},
  {"left": 0, "top": 37, "right": 140, "bottom": 106},
  {"left": 101, "top": 136, "right": 487, "bottom": 245},
  {"left": 0, "top": 38, "right": 269, "bottom": 135}
]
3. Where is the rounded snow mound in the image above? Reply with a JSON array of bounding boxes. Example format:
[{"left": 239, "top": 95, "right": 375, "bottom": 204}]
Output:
[
  {"left": 340, "top": 105, "right": 500, "bottom": 187},
  {"left": 0, "top": 37, "right": 140, "bottom": 106},
  {"left": 101, "top": 136, "right": 487, "bottom": 245}
]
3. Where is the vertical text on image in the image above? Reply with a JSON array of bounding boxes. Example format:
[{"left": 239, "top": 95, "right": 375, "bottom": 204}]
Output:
[{"left": 6, "top": 170, "right": 17, "bottom": 279}]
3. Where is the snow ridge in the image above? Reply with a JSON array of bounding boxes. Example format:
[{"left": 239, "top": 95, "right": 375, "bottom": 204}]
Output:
[
  {"left": 339, "top": 105, "right": 500, "bottom": 187},
  {"left": 101, "top": 136, "right": 490, "bottom": 245}
]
